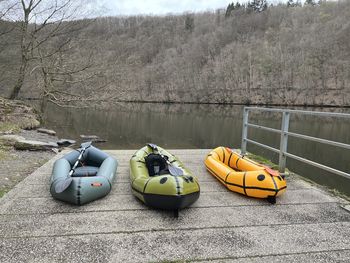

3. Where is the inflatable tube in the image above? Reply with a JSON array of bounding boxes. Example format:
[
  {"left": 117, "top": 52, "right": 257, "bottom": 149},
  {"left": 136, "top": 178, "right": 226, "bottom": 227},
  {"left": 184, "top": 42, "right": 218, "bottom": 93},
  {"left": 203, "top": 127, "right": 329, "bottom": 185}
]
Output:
[
  {"left": 205, "top": 147, "right": 286, "bottom": 203},
  {"left": 50, "top": 144, "right": 118, "bottom": 205},
  {"left": 130, "top": 145, "right": 200, "bottom": 211}
]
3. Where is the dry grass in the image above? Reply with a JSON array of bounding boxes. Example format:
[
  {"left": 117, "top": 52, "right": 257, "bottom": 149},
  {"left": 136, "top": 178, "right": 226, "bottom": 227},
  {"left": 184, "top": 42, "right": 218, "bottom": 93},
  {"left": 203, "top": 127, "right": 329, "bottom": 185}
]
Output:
[
  {"left": 0, "top": 97, "right": 40, "bottom": 132},
  {"left": 0, "top": 122, "right": 21, "bottom": 134}
]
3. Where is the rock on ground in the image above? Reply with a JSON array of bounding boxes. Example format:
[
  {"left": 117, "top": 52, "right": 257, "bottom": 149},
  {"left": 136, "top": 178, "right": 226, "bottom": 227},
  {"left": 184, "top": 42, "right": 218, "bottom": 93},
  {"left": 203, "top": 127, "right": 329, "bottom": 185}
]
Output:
[
  {"left": 80, "top": 135, "right": 107, "bottom": 143},
  {"left": 0, "top": 135, "right": 26, "bottom": 146},
  {"left": 19, "top": 130, "right": 58, "bottom": 143},
  {"left": 57, "top": 139, "right": 76, "bottom": 147},
  {"left": 14, "top": 140, "right": 58, "bottom": 151},
  {"left": 37, "top": 128, "right": 56, "bottom": 136}
]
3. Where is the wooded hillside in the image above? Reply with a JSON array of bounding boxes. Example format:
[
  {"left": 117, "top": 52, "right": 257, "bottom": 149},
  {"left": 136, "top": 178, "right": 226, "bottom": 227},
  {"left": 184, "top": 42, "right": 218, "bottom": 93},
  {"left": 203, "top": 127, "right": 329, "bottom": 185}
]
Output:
[{"left": 0, "top": 0, "right": 349, "bottom": 106}]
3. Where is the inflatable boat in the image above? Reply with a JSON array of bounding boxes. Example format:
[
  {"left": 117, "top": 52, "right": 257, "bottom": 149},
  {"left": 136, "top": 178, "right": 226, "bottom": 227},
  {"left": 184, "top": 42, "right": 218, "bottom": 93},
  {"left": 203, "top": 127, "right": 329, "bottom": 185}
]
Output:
[
  {"left": 205, "top": 147, "right": 286, "bottom": 203},
  {"left": 50, "top": 142, "right": 118, "bottom": 205},
  {"left": 130, "top": 144, "right": 200, "bottom": 215}
]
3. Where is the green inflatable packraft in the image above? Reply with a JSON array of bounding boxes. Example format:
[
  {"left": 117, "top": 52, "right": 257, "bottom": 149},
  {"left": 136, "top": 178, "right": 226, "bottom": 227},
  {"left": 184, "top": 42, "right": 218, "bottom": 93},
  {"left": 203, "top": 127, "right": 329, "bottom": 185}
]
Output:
[{"left": 130, "top": 144, "right": 200, "bottom": 213}]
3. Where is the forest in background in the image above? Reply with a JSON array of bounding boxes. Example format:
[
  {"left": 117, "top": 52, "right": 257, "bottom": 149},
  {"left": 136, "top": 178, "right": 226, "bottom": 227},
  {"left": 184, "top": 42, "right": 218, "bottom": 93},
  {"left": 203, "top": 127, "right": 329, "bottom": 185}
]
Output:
[{"left": 0, "top": 0, "right": 349, "bottom": 106}]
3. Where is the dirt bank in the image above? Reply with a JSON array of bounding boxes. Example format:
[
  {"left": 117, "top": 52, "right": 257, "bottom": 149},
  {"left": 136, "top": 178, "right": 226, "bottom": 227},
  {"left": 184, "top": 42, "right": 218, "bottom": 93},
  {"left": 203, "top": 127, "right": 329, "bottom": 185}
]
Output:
[{"left": 0, "top": 97, "right": 56, "bottom": 197}]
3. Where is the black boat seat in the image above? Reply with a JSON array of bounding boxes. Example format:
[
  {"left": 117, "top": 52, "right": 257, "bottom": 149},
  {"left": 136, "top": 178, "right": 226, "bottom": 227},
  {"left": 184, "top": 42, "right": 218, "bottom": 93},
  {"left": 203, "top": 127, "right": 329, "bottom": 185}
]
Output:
[
  {"left": 72, "top": 166, "right": 99, "bottom": 177},
  {"left": 145, "top": 153, "right": 169, "bottom": 176}
]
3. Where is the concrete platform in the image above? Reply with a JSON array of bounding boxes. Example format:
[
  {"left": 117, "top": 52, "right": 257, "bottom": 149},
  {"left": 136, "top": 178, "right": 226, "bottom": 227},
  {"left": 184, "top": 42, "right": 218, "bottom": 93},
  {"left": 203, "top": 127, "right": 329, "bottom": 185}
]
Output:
[{"left": 0, "top": 149, "right": 349, "bottom": 262}]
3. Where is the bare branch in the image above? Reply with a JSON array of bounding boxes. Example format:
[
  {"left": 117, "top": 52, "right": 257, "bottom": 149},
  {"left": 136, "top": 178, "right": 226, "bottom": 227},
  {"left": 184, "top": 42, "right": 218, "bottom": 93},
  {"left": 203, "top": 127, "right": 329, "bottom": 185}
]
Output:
[{"left": 33, "top": 0, "right": 71, "bottom": 33}]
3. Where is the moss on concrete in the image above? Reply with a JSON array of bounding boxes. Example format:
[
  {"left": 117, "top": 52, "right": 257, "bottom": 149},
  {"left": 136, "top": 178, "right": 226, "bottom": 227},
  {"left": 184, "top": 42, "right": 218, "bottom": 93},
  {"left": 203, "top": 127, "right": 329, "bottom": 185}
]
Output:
[
  {"left": 157, "top": 261, "right": 186, "bottom": 263},
  {"left": 0, "top": 188, "right": 9, "bottom": 198},
  {"left": 246, "top": 152, "right": 278, "bottom": 169},
  {"left": 292, "top": 172, "right": 350, "bottom": 201},
  {"left": 245, "top": 151, "right": 349, "bottom": 200}
]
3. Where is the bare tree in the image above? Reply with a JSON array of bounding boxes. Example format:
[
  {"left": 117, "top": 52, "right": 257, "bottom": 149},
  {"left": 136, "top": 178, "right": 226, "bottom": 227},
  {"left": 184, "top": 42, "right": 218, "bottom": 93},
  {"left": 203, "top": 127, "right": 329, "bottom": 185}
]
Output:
[
  {"left": 0, "top": 1, "right": 16, "bottom": 87},
  {"left": 3, "top": 0, "right": 89, "bottom": 99},
  {"left": 0, "top": 0, "right": 16, "bottom": 49},
  {"left": 0, "top": 0, "right": 15, "bottom": 30},
  {"left": 0, "top": 0, "right": 349, "bottom": 106}
]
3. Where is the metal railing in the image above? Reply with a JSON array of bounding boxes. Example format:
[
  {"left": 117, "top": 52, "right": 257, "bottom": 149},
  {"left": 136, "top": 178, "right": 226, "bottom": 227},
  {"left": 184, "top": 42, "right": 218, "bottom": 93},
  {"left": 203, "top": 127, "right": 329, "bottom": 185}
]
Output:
[{"left": 241, "top": 107, "right": 350, "bottom": 179}]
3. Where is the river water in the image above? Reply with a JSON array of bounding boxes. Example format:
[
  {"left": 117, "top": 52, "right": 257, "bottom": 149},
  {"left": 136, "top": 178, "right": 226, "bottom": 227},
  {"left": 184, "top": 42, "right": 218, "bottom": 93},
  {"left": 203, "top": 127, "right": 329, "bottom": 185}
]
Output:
[{"left": 40, "top": 102, "right": 350, "bottom": 196}]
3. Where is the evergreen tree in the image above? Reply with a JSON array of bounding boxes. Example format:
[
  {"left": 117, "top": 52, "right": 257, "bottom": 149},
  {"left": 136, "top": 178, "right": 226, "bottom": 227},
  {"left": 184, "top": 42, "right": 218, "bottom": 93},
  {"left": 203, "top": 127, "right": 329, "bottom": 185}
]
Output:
[
  {"left": 249, "top": 0, "right": 268, "bottom": 12},
  {"left": 225, "top": 3, "right": 235, "bottom": 18},
  {"left": 305, "top": 0, "right": 316, "bottom": 6},
  {"left": 287, "top": 0, "right": 295, "bottom": 7},
  {"left": 287, "top": 0, "right": 301, "bottom": 7},
  {"left": 246, "top": 1, "right": 254, "bottom": 13},
  {"left": 261, "top": 0, "right": 268, "bottom": 11},
  {"left": 185, "top": 14, "right": 194, "bottom": 32}
]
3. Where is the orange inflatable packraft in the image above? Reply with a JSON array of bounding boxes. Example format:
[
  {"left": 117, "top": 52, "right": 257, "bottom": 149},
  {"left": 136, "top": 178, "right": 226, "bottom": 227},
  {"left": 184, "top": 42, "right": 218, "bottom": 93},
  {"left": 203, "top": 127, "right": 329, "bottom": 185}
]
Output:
[{"left": 204, "top": 147, "right": 287, "bottom": 203}]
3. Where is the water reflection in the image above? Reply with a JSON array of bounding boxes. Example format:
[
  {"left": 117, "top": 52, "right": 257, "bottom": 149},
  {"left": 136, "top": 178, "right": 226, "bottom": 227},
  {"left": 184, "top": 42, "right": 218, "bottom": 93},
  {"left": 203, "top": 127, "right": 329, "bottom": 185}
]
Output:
[{"left": 40, "top": 102, "right": 350, "bottom": 196}]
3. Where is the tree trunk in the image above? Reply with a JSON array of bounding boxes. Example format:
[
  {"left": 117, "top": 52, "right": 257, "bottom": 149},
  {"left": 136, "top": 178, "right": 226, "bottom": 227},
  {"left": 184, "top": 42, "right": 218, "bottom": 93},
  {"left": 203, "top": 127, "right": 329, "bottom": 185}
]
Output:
[
  {"left": 9, "top": 7, "right": 29, "bottom": 100},
  {"left": 10, "top": 60, "right": 27, "bottom": 99},
  {"left": 40, "top": 94, "right": 48, "bottom": 113}
]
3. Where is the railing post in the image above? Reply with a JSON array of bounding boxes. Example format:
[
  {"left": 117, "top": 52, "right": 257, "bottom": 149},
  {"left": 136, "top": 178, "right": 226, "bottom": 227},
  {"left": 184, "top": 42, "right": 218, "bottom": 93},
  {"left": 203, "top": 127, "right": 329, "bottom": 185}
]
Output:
[
  {"left": 279, "top": 111, "right": 290, "bottom": 173},
  {"left": 241, "top": 107, "right": 249, "bottom": 155}
]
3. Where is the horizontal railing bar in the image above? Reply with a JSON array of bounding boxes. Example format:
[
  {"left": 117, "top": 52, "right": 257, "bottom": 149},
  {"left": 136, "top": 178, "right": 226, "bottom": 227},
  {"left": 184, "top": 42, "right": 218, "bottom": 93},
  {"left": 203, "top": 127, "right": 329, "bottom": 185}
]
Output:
[
  {"left": 245, "top": 107, "right": 350, "bottom": 118},
  {"left": 243, "top": 106, "right": 350, "bottom": 178},
  {"left": 286, "top": 131, "right": 350, "bottom": 150},
  {"left": 247, "top": 123, "right": 281, "bottom": 134},
  {"left": 284, "top": 152, "right": 350, "bottom": 179},
  {"left": 245, "top": 138, "right": 280, "bottom": 154},
  {"left": 245, "top": 136, "right": 350, "bottom": 178},
  {"left": 248, "top": 123, "right": 350, "bottom": 150}
]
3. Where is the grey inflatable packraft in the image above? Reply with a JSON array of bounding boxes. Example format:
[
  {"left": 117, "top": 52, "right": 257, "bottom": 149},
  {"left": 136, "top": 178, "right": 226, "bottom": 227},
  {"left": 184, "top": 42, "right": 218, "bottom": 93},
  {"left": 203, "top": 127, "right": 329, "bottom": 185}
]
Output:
[{"left": 50, "top": 144, "right": 118, "bottom": 205}]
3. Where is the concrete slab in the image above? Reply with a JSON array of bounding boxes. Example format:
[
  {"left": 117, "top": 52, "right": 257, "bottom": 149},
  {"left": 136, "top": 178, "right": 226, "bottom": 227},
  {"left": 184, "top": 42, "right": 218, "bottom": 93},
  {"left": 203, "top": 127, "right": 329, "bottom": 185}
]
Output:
[
  {"left": 209, "top": 250, "right": 350, "bottom": 263},
  {"left": 0, "top": 203, "right": 349, "bottom": 239},
  {"left": 342, "top": 204, "right": 350, "bottom": 213},
  {"left": 0, "top": 188, "right": 342, "bottom": 215},
  {"left": 14, "top": 179, "right": 314, "bottom": 199},
  {"left": 0, "top": 222, "right": 349, "bottom": 262},
  {"left": 0, "top": 149, "right": 349, "bottom": 263},
  {"left": 20, "top": 164, "right": 313, "bottom": 188}
]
